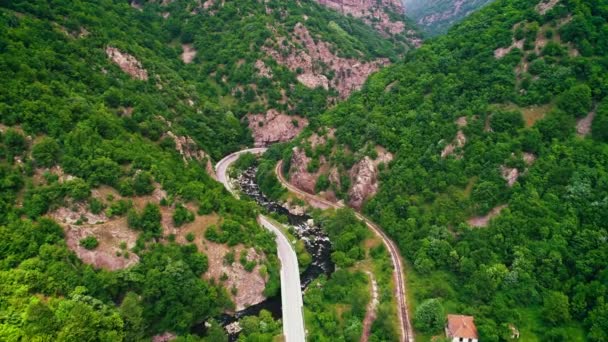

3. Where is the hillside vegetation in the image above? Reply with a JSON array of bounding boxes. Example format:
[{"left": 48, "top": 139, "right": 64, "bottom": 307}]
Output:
[
  {"left": 285, "top": 0, "right": 608, "bottom": 340},
  {"left": 0, "top": 0, "right": 416, "bottom": 340},
  {"left": 404, "top": 0, "right": 495, "bottom": 35}
]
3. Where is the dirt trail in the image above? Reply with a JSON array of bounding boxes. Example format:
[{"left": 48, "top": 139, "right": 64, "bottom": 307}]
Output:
[
  {"left": 276, "top": 161, "right": 414, "bottom": 342},
  {"left": 360, "top": 271, "right": 379, "bottom": 342}
]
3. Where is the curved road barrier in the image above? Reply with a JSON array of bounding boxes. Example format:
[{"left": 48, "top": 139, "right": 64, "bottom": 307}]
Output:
[
  {"left": 276, "top": 161, "right": 414, "bottom": 342},
  {"left": 215, "top": 148, "right": 305, "bottom": 342}
]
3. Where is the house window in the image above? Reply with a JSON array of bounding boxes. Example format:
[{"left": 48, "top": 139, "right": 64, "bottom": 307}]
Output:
[{"left": 459, "top": 338, "right": 463, "bottom": 342}]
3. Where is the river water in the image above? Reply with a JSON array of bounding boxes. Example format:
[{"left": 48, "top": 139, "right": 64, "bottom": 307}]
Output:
[{"left": 194, "top": 166, "right": 334, "bottom": 339}]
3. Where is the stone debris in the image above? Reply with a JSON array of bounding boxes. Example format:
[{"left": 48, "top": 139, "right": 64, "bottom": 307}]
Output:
[{"left": 105, "top": 46, "right": 148, "bottom": 80}]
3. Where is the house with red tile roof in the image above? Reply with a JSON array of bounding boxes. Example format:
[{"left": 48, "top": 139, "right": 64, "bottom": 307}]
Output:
[{"left": 445, "top": 314, "right": 479, "bottom": 342}]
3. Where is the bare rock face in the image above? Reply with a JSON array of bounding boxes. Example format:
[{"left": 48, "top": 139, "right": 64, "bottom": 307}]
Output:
[
  {"left": 165, "top": 131, "right": 216, "bottom": 178},
  {"left": 501, "top": 166, "right": 520, "bottom": 187},
  {"left": 105, "top": 47, "right": 148, "bottom": 80},
  {"left": 289, "top": 147, "right": 318, "bottom": 194},
  {"left": 51, "top": 203, "right": 140, "bottom": 271},
  {"left": 181, "top": 44, "right": 197, "bottom": 64},
  {"left": 577, "top": 109, "right": 597, "bottom": 137},
  {"left": 467, "top": 204, "right": 508, "bottom": 228},
  {"left": 536, "top": 0, "right": 560, "bottom": 15},
  {"left": 264, "top": 23, "right": 389, "bottom": 98},
  {"left": 441, "top": 130, "right": 467, "bottom": 158},
  {"left": 348, "top": 148, "right": 393, "bottom": 209},
  {"left": 315, "top": 0, "right": 409, "bottom": 37},
  {"left": 246, "top": 109, "right": 308, "bottom": 147},
  {"left": 255, "top": 60, "right": 273, "bottom": 78}
]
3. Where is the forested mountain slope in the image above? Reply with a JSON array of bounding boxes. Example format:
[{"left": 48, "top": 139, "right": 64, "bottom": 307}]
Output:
[
  {"left": 403, "top": 0, "right": 494, "bottom": 35},
  {"left": 0, "top": 0, "right": 414, "bottom": 340},
  {"left": 283, "top": 0, "right": 608, "bottom": 340}
]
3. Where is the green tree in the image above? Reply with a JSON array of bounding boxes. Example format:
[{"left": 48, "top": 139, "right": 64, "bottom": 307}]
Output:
[
  {"left": 557, "top": 84, "right": 593, "bottom": 118},
  {"left": 413, "top": 298, "right": 445, "bottom": 333},
  {"left": 120, "top": 292, "right": 145, "bottom": 342},
  {"left": 543, "top": 291, "right": 571, "bottom": 326},
  {"left": 32, "top": 137, "right": 61, "bottom": 167}
]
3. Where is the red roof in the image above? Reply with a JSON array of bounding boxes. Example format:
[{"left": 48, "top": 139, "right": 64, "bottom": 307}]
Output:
[{"left": 446, "top": 314, "right": 478, "bottom": 339}]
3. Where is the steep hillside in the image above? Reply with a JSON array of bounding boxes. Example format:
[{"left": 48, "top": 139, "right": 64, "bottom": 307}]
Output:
[
  {"left": 403, "top": 0, "right": 494, "bottom": 35},
  {"left": 315, "top": 0, "right": 422, "bottom": 45},
  {"left": 281, "top": 0, "right": 608, "bottom": 340},
  {"left": 0, "top": 0, "right": 415, "bottom": 340}
]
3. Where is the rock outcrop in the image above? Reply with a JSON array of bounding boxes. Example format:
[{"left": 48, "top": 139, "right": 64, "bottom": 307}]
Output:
[
  {"left": 264, "top": 23, "right": 389, "bottom": 98},
  {"left": 289, "top": 147, "right": 317, "bottom": 194},
  {"left": 181, "top": 44, "right": 197, "bottom": 64},
  {"left": 165, "top": 131, "right": 216, "bottom": 178},
  {"left": 441, "top": 130, "right": 467, "bottom": 158},
  {"left": 315, "top": 0, "right": 408, "bottom": 37},
  {"left": 246, "top": 109, "right": 308, "bottom": 147},
  {"left": 348, "top": 148, "right": 393, "bottom": 209},
  {"left": 106, "top": 47, "right": 148, "bottom": 80},
  {"left": 468, "top": 204, "right": 508, "bottom": 228}
]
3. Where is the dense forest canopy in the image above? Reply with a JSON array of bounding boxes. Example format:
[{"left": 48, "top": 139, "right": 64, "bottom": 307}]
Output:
[
  {"left": 285, "top": 0, "right": 608, "bottom": 340},
  {"left": 0, "top": 0, "right": 414, "bottom": 340}
]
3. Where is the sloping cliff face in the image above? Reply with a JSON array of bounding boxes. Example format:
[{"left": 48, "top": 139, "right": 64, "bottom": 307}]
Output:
[
  {"left": 264, "top": 23, "right": 390, "bottom": 99},
  {"left": 315, "top": 0, "right": 408, "bottom": 35},
  {"left": 403, "top": 0, "right": 494, "bottom": 35}
]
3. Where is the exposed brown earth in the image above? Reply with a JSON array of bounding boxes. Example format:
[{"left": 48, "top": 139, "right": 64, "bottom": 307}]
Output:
[
  {"left": 246, "top": 109, "right": 308, "bottom": 147},
  {"left": 467, "top": 204, "right": 508, "bottom": 228},
  {"left": 181, "top": 44, "right": 197, "bottom": 64},
  {"left": 105, "top": 46, "right": 148, "bottom": 80},
  {"left": 264, "top": 23, "right": 389, "bottom": 98}
]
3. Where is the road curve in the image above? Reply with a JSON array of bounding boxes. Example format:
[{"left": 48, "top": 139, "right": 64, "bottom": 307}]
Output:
[
  {"left": 276, "top": 161, "right": 414, "bottom": 342},
  {"left": 215, "top": 148, "right": 305, "bottom": 342}
]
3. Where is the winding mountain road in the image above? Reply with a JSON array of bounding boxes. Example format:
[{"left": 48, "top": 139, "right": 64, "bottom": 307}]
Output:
[
  {"left": 276, "top": 161, "right": 414, "bottom": 342},
  {"left": 215, "top": 149, "right": 305, "bottom": 342}
]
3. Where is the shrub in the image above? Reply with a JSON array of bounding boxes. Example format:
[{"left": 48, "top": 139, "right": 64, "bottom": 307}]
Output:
[
  {"left": 80, "top": 236, "right": 99, "bottom": 250},
  {"left": 413, "top": 298, "right": 445, "bottom": 333}
]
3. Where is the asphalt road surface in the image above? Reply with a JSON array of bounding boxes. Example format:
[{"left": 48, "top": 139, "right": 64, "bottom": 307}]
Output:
[{"left": 215, "top": 148, "right": 306, "bottom": 342}]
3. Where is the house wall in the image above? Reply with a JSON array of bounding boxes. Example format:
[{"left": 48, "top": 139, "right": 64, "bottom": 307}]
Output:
[{"left": 451, "top": 338, "right": 478, "bottom": 342}]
